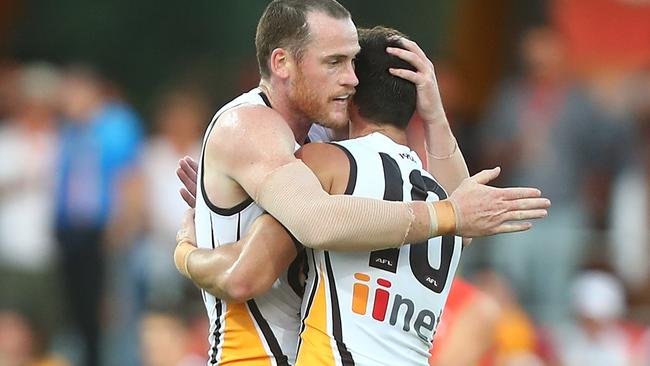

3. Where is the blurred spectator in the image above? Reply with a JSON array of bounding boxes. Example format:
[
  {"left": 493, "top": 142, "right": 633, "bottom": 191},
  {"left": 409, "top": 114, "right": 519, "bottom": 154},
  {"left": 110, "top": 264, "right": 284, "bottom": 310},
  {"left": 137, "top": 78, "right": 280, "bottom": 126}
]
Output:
[
  {"left": 136, "top": 86, "right": 206, "bottom": 307},
  {"left": 553, "top": 270, "right": 649, "bottom": 366},
  {"left": 101, "top": 86, "right": 207, "bottom": 365},
  {"left": 608, "top": 72, "right": 650, "bottom": 293},
  {"left": 0, "top": 63, "right": 62, "bottom": 331},
  {"left": 473, "top": 269, "right": 557, "bottom": 366},
  {"left": 139, "top": 309, "right": 206, "bottom": 366},
  {"left": 0, "top": 309, "right": 70, "bottom": 366},
  {"left": 478, "top": 25, "right": 618, "bottom": 323},
  {"left": 54, "top": 65, "right": 143, "bottom": 366},
  {"left": 429, "top": 277, "right": 500, "bottom": 366}
]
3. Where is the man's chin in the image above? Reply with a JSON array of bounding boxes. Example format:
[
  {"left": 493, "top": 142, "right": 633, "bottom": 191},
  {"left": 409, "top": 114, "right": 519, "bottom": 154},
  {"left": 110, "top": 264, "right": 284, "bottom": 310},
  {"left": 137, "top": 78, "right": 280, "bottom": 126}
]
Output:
[{"left": 316, "top": 113, "right": 349, "bottom": 130}]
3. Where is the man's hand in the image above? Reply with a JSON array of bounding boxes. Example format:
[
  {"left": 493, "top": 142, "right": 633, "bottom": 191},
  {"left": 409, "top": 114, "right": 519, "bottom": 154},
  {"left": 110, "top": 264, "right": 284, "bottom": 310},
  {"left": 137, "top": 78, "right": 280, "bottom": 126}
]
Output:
[
  {"left": 176, "top": 156, "right": 198, "bottom": 208},
  {"left": 387, "top": 37, "right": 446, "bottom": 126},
  {"left": 387, "top": 37, "right": 468, "bottom": 193},
  {"left": 448, "top": 167, "right": 551, "bottom": 237}
]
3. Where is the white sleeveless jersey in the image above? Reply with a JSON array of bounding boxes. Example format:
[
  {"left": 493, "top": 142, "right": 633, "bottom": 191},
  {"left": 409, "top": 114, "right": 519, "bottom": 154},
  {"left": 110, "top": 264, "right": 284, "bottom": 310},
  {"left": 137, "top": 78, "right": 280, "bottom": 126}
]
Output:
[
  {"left": 295, "top": 132, "right": 463, "bottom": 366},
  {"left": 195, "top": 88, "right": 331, "bottom": 365}
]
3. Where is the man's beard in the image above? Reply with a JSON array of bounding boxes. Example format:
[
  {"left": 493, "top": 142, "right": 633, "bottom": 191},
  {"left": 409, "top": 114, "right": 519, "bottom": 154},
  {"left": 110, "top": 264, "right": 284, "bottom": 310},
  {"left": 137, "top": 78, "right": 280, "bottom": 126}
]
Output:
[{"left": 288, "top": 69, "right": 348, "bottom": 128}]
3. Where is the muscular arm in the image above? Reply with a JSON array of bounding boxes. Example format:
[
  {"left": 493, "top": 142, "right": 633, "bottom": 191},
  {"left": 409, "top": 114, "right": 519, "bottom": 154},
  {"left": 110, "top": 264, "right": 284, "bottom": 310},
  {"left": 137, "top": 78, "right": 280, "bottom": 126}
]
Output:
[
  {"left": 179, "top": 211, "right": 298, "bottom": 302},
  {"left": 210, "top": 106, "right": 431, "bottom": 250},
  {"left": 179, "top": 142, "right": 350, "bottom": 301},
  {"left": 179, "top": 140, "right": 385, "bottom": 302}
]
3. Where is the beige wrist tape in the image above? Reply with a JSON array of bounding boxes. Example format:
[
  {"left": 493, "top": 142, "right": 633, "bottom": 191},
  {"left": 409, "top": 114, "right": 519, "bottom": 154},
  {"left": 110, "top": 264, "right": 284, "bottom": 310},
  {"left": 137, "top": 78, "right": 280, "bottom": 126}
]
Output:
[
  {"left": 255, "top": 161, "right": 414, "bottom": 251},
  {"left": 426, "top": 200, "right": 457, "bottom": 236},
  {"left": 174, "top": 241, "right": 198, "bottom": 278}
]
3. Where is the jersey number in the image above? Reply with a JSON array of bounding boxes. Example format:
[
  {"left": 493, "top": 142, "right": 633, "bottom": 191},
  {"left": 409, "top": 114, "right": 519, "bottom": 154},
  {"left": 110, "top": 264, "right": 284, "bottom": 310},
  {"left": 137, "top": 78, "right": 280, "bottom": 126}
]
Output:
[{"left": 368, "top": 153, "right": 456, "bottom": 294}]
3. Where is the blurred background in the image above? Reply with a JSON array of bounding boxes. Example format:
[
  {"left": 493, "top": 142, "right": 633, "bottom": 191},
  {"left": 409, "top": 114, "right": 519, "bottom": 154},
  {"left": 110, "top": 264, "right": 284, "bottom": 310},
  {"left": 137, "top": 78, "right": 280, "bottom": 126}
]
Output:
[{"left": 1, "top": 0, "right": 650, "bottom": 365}]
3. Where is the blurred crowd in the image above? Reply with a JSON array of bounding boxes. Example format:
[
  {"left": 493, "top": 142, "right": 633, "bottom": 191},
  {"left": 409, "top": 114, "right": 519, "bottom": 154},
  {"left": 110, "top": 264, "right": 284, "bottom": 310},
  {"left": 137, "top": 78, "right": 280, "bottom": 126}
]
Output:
[
  {"left": 0, "top": 61, "right": 210, "bottom": 366},
  {"left": 1, "top": 2, "right": 650, "bottom": 366}
]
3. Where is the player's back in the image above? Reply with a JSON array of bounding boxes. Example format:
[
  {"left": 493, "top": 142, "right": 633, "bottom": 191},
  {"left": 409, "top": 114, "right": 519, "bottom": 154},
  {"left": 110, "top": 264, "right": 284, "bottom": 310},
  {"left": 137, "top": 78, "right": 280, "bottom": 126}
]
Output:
[
  {"left": 195, "top": 88, "right": 303, "bottom": 366},
  {"left": 295, "top": 132, "right": 463, "bottom": 366}
]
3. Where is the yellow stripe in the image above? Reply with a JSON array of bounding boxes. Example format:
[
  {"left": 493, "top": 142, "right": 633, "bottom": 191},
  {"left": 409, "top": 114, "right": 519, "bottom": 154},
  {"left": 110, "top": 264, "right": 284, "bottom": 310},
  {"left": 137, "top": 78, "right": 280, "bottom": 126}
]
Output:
[
  {"left": 220, "top": 303, "right": 273, "bottom": 365},
  {"left": 296, "top": 264, "right": 336, "bottom": 366}
]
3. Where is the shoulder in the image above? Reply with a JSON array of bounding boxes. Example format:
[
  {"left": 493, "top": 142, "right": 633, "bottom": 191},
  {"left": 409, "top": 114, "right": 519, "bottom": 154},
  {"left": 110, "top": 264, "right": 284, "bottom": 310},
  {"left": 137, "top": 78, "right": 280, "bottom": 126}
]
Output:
[
  {"left": 296, "top": 142, "right": 351, "bottom": 194},
  {"left": 296, "top": 142, "right": 349, "bottom": 171},
  {"left": 204, "top": 105, "right": 298, "bottom": 179},
  {"left": 209, "top": 105, "right": 294, "bottom": 150}
]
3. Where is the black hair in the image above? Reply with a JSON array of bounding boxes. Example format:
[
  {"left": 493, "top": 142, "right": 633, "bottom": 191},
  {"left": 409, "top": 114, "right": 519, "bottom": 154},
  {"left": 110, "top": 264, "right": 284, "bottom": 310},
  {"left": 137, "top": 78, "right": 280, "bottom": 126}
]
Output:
[{"left": 354, "top": 26, "right": 417, "bottom": 129}]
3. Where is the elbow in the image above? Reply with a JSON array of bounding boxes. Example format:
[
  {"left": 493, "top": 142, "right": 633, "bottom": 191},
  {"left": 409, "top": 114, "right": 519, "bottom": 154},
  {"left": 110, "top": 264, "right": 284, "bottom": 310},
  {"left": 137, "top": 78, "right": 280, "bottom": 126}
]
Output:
[
  {"left": 203, "top": 272, "right": 257, "bottom": 304},
  {"left": 221, "top": 274, "right": 258, "bottom": 303},
  {"left": 223, "top": 283, "right": 255, "bottom": 304}
]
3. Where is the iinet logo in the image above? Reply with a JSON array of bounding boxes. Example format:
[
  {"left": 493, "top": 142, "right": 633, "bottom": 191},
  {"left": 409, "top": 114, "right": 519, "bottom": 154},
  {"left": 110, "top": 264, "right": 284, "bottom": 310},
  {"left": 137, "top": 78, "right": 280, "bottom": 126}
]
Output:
[{"left": 351, "top": 273, "right": 441, "bottom": 340}]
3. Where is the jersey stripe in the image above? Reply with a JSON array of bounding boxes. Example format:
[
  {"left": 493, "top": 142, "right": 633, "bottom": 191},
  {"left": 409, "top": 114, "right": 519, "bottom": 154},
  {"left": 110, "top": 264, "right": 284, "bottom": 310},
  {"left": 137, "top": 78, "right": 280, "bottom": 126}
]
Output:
[
  {"left": 236, "top": 213, "right": 241, "bottom": 241},
  {"left": 296, "top": 250, "right": 319, "bottom": 357},
  {"left": 210, "top": 214, "right": 216, "bottom": 248},
  {"left": 259, "top": 91, "right": 272, "bottom": 108},
  {"left": 218, "top": 213, "right": 291, "bottom": 365},
  {"left": 324, "top": 252, "right": 355, "bottom": 365},
  {"left": 368, "top": 153, "right": 403, "bottom": 274},
  {"left": 220, "top": 303, "right": 272, "bottom": 365},
  {"left": 296, "top": 260, "right": 336, "bottom": 365},
  {"left": 208, "top": 214, "right": 222, "bottom": 364},
  {"left": 210, "top": 300, "right": 223, "bottom": 364},
  {"left": 379, "top": 152, "right": 403, "bottom": 201},
  {"left": 288, "top": 251, "right": 306, "bottom": 297},
  {"left": 247, "top": 300, "right": 290, "bottom": 366}
]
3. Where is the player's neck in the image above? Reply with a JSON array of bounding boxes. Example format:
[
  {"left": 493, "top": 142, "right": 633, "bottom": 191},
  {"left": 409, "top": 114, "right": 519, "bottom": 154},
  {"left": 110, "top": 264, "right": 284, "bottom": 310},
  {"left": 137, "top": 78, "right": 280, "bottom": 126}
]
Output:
[
  {"left": 350, "top": 117, "right": 407, "bottom": 145},
  {"left": 258, "top": 82, "right": 311, "bottom": 145}
]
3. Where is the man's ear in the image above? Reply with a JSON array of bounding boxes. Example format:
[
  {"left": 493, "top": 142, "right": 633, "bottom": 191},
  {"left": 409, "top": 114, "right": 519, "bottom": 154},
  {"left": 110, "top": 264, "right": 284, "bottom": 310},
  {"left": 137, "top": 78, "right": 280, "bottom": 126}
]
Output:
[{"left": 270, "top": 48, "right": 293, "bottom": 79}]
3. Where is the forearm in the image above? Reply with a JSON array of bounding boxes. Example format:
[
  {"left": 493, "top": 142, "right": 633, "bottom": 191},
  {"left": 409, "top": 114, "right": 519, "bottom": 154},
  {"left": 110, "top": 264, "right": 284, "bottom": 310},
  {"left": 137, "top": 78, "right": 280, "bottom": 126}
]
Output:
[
  {"left": 185, "top": 245, "right": 243, "bottom": 301},
  {"left": 255, "top": 161, "right": 455, "bottom": 251},
  {"left": 178, "top": 214, "right": 298, "bottom": 302},
  {"left": 424, "top": 119, "right": 469, "bottom": 193}
]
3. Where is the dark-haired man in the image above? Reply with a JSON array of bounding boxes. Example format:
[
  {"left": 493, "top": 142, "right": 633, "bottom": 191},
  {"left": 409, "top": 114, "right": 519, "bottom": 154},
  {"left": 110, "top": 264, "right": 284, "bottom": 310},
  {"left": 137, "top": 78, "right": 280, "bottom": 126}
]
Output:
[{"left": 176, "top": 24, "right": 550, "bottom": 365}]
